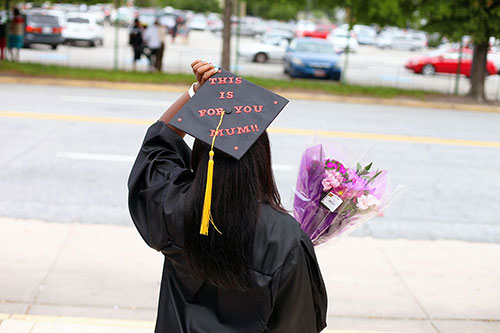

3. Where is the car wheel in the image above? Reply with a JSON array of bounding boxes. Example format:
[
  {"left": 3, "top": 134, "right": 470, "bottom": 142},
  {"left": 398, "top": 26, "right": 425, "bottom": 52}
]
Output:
[
  {"left": 89, "top": 40, "right": 96, "bottom": 47},
  {"left": 51, "top": 44, "right": 58, "bottom": 50},
  {"left": 254, "top": 52, "right": 268, "bottom": 63},
  {"left": 422, "top": 64, "right": 435, "bottom": 76}
]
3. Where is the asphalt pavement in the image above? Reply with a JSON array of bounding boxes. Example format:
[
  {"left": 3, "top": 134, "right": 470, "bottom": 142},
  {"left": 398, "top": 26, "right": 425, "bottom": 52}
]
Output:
[
  {"left": 1, "top": 80, "right": 500, "bottom": 332},
  {"left": 0, "top": 82, "right": 499, "bottom": 242}
]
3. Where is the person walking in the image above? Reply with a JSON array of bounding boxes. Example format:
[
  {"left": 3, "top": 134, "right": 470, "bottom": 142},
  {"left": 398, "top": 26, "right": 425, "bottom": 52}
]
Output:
[
  {"left": 129, "top": 19, "right": 144, "bottom": 71},
  {"left": 128, "top": 60, "right": 328, "bottom": 332},
  {"left": 8, "top": 8, "right": 24, "bottom": 62},
  {"left": 154, "top": 21, "right": 166, "bottom": 72},
  {"left": 143, "top": 20, "right": 161, "bottom": 72},
  {"left": 0, "top": 19, "right": 6, "bottom": 61}
]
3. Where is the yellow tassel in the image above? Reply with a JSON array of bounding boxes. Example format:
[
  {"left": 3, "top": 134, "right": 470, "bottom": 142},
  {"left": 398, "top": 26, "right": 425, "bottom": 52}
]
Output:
[{"left": 200, "top": 112, "right": 225, "bottom": 236}]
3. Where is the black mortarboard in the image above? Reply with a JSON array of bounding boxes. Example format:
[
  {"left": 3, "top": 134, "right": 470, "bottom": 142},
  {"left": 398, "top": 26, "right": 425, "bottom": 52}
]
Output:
[{"left": 169, "top": 68, "right": 289, "bottom": 160}]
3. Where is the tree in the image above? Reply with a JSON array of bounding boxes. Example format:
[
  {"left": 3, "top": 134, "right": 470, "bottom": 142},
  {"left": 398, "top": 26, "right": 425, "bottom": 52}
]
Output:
[
  {"left": 246, "top": 0, "right": 302, "bottom": 21},
  {"left": 165, "top": 0, "right": 220, "bottom": 13},
  {"left": 221, "top": 0, "right": 233, "bottom": 70},
  {"left": 418, "top": 0, "right": 500, "bottom": 102},
  {"left": 324, "top": 0, "right": 418, "bottom": 28}
]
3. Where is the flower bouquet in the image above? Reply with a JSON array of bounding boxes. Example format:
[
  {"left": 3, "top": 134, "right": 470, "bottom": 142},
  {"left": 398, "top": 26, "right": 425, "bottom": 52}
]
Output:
[{"left": 293, "top": 143, "right": 403, "bottom": 246}]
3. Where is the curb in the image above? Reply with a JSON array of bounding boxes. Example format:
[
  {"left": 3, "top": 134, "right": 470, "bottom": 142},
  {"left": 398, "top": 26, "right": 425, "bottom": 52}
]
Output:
[{"left": 1, "top": 75, "right": 500, "bottom": 114}]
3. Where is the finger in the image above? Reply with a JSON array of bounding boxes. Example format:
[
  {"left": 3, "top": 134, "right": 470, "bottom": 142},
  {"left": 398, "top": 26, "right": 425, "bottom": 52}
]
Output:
[
  {"left": 200, "top": 67, "right": 218, "bottom": 85},
  {"left": 193, "top": 61, "right": 210, "bottom": 82},
  {"left": 191, "top": 59, "right": 202, "bottom": 67},
  {"left": 191, "top": 59, "right": 204, "bottom": 76},
  {"left": 192, "top": 60, "right": 209, "bottom": 73},
  {"left": 195, "top": 63, "right": 214, "bottom": 76}
]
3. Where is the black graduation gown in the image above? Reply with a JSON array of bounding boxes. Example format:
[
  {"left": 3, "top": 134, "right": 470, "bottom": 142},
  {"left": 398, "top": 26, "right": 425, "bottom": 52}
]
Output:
[{"left": 128, "top": 121, "right": 328, "bottom": 333}]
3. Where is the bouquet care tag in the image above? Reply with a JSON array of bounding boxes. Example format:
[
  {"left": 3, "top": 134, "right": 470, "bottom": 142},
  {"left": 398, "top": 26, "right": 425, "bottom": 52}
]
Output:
[{"left": 321, "top": 191, "right": 343, "bottom": 212}]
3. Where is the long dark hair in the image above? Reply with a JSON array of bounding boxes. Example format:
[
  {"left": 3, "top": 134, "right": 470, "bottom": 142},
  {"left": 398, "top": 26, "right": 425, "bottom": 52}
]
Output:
[{"left": 184, "top": 131, "right": 284, "bottom": 291}]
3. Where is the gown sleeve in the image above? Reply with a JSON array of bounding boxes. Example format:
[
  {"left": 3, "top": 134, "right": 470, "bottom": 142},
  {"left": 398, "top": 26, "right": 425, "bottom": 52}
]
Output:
[
  {"left": 128, "top": 121, "right": 193, "bottom": 252},
  {"left": 267, "top": 234, "right": 328, "bottom": 332}
]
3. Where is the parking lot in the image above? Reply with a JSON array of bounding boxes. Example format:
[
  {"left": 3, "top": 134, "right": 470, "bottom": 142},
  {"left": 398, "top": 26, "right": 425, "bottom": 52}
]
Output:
[{"left": 14, "top": 26, "right": 500, "bottom": 100}]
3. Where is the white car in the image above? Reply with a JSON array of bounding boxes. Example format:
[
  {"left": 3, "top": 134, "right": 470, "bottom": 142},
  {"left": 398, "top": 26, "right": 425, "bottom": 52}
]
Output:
[
  {"left": 328, "top": 29, "right": 359, "bottom": 53},
  {"left": 353, "top": 25, "right": 376, "bottom": 45},
  {"left": 63, "top": 12, "right": 104, "bottom": 47},
  {"left": 377, "top": 31, "right": 427, "bottom": 51},
  {"left": 238, "top": 39, "right": 288, "bottom": 63},
  {"left": 189, "top": 14, "right": 208, "bottom": 31}
]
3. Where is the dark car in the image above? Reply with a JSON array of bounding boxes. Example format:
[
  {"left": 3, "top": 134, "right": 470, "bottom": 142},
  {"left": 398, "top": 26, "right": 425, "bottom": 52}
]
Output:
[
  {"left": 24, "top": 11, "right": 64, "bottom": 49},
  {"left": 284, "top": 38, "right": 342, "bottom": 80}
]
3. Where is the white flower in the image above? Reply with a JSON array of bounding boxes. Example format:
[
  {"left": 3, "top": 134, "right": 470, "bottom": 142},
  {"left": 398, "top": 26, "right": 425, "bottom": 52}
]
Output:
[{"left": 356, "top": 194, "right": 380, "bottom": 210}]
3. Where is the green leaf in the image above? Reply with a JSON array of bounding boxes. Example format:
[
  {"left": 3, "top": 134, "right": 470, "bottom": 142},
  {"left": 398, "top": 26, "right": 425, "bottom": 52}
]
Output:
[{"left": 366, "top": 170, "right": 383, "bottom": 184}]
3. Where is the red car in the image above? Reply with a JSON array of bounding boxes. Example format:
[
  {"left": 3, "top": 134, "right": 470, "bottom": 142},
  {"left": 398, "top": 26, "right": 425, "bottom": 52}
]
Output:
[{"left": 405, "top": 49, "right": 498, "bottom": 77}]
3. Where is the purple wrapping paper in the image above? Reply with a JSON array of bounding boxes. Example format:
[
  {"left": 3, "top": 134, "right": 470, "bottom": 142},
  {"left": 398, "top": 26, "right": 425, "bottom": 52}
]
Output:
[{"left": 293, "top": 143, "right": 403, "bottom": 246}]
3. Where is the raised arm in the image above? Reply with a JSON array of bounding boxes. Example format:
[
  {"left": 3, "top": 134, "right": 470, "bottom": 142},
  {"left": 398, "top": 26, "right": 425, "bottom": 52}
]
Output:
[{"left": 160, "top": 60, "right": 218, "bottom": 137}]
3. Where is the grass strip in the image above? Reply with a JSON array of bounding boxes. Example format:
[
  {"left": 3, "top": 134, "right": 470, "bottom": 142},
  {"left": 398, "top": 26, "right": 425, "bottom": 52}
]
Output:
[{"left": 0, "top": 61, "right": 432, "bottom": 99}]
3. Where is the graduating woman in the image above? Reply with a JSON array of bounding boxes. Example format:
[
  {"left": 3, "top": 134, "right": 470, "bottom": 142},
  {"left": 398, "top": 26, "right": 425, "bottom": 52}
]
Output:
[{"left": 128, "top": 60, "right": 328, "bottom": 332}]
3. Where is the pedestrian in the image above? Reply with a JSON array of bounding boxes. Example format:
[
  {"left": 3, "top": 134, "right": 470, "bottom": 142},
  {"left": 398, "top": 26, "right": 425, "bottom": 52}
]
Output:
[
  {"left": 8, "top": 8, "right": 24, "bottom": 62},
  {"left": 128, "top": 60, "right": 328, "bottom": 332},
  {"left": 0, "top": 19, "right": 6, "bottom": 61},
  {"left": 154, "top": 21, "right": 166, "bottom": 72},
  {"left": 170, "top": 16, "right": 182, "bottom": 43},
  {"left": 129, "top": 19, "right": 144, "bottom": 71},
  {"left": 143, "top": 20, "right": 161, "bottom": 72}
]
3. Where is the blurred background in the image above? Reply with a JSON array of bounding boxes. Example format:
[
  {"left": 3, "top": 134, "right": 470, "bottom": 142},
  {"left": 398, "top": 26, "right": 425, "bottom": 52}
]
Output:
[
  {"left": 1, "top": 1, "right": 500, "bottom": 332},
  {"left": 1, "top": 0, "right": 500, "bottom": 100}
]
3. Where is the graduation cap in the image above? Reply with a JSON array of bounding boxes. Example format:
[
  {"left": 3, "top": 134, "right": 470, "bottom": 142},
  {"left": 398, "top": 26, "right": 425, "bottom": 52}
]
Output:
[
  {"left": 168, "top": 68, "right": 289, "bottom": 235},
  {"left": 169, "top": 68, "right": 289, "bottom": 160}
]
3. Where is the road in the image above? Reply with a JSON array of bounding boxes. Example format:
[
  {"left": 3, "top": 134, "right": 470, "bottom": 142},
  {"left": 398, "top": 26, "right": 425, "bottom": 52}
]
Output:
[
  {"left": 1, "top": 82, "right": 500, "bottom": 242},
  {"left": 16, "top": 27, "right": 500, "bottom": 100}
]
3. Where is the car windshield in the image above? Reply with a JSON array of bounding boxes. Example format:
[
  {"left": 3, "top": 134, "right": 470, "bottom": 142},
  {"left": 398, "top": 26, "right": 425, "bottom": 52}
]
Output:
[
  {"left": 67, "top": 17, "right": 90, "bottom": 24},
  {"left": 29, "top": 14, "right": 59, "bottom": 25},
  {"left": 296, "top": 42, "right": 334, "bottom": 54}
]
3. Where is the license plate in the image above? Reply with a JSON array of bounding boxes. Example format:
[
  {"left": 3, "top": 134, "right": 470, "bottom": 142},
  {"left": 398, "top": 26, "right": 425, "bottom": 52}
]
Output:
[
  {"left": 313, "top": 69, "right": 326, "bottom": 77},
  {"left": 43, "top": 27, "right": 51, "bottom": 34}
]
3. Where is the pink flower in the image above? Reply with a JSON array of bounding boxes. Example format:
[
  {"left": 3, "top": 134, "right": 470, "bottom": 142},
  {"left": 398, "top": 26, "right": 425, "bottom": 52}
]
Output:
[
  {"left": 356, "top": 194, "right": 381, "bottom": 210},
  {"left": 322, "top": 171, "right": 344, "bottom": 192}
]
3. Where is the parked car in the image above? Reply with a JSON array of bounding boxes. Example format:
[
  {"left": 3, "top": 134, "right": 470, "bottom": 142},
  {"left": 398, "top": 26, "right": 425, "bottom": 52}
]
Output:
[
  {"left": 238, "top": 38, "right": 288, "bottom": 63},
  {"left": 63, "top": 12, "right": 104, "bottom": 47},
  {"left": 405, "top": 49, "right": 498, "bottom": 77},
  {"left": 23, "top": 11, "right": 64, "bottom": 49},
  {"left": 353, "top": 25, "right": 376, "bottom": 45},
  {"left": 137, "top": 9, "right": 157, "bottom": 28},
  {"left": 284, "top": 38, "right": 342, "bottom": 80},
  {"left": 188, "top": 14, "right": 207, "bottom": 31},
  {"left": 328, "top": 28, "right": 359, "bottom": 53},
  {"left": 260, "top": 29, "right": 293, "bottom": 45},
  {"left": 377, "top": 30, "right": 427, "bottom": 51}
]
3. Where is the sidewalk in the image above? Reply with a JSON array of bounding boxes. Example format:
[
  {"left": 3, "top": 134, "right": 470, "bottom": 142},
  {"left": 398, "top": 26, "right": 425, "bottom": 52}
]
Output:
[{"left": 0, "top": 217, "right": 499, "bottom": 333}]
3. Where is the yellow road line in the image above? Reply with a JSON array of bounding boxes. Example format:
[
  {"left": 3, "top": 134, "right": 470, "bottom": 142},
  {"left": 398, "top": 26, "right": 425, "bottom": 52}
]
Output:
[
  {"left": 0, "top": 313, "right": 155, "bottom": 328},
  {"left": 0, "top": 110, "right": 151, "bottom": 125},
  {"left": 0, "top": 313, "right": 389, "bottom": 332},
  {"left": 268, "top": 127, "right": 500, "bottom": 148},
  {"left": 1, "top": 110, "right": 499, "bottom": 149}
]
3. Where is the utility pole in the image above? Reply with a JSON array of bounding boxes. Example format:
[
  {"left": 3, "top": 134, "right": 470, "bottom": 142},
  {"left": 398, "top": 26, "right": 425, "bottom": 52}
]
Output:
[
  {"left": 454, "top": 41, "right": 464, "bottom": 95},
  {"left": 221, "top": 0, "right": 233, "bottom": 70},
  {"left": 113, "top": 0, "right": 120, "bottom": 71},
  {"left": 341, "top": 6, "right": 352, "bottom": 84}
]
